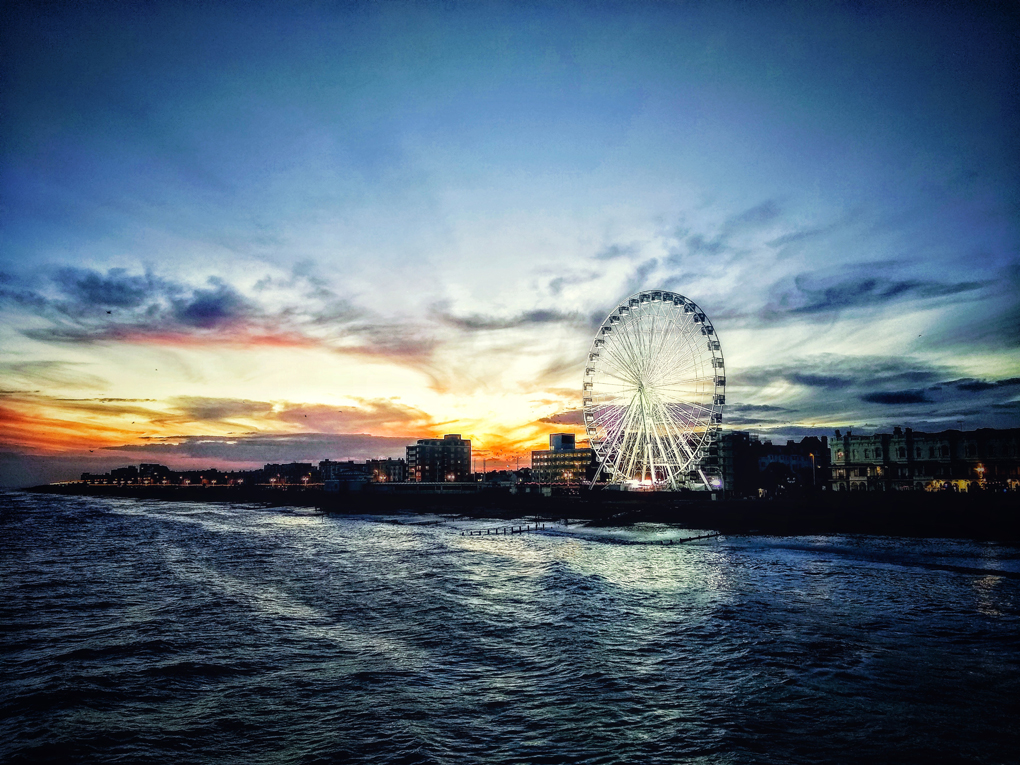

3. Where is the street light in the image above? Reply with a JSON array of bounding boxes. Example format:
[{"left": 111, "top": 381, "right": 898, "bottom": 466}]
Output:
[{"left": 809, "top": 453, "right": 816, "bottom": 487}]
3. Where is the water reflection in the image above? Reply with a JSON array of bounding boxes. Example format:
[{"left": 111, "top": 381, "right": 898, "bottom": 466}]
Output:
[{"left": 1, "top": 493, "right": 1018, "bottom": 765}]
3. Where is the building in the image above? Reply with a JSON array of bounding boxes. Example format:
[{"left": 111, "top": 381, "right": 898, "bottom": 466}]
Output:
[
  {"left": 406, "top": 435, "right": 472, "bottom": 482},
  {"left": 830, "top": 427, "right": 1020, "bottom": 492},
  {"left": 718, "top": 432, "right": 828, "bottom": 497},
  {"left": 263, "top": 463, "right": 318, "bottom": 485},
  {"left": 139, "top": 463, "right": 172, "bottom": 484},
  {"left": 319, "top": 459, "right": 369, "bottom": 492},
  {"left": 319, "top": 460, "right": 367, "bottom": 480},
  {"left": 531, "top": 433, "right": 596, "bottom": 483},
  {"left": 365, "top": 458, "right": 406, "bottom": 483}
]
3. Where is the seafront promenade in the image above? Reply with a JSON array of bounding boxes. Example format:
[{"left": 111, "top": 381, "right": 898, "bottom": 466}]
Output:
[{"left": 25, "top": 483, "right": 1019, "bottom": 540}]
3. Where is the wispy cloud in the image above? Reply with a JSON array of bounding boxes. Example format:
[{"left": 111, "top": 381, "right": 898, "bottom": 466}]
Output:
[
  {"left": 861, "top": 390, "right": 931, "bottom": 405},
  {"left": 105, "top": 432, "right": 414, "bottom": 463},
  {"left": 782, "top": 274, "right": 987, "bottom": 315},
  {"left": 721, "top": 200, "right": 782, "bottom": 236},
  {"left": 538, "top": 409, "right": 584, "bottom": 425},
  {"left": 432, "top": 305, "right": 583, "bottom": 331},
  {"left": 3, "top": 267, "right": 441, "bottom": 367}
]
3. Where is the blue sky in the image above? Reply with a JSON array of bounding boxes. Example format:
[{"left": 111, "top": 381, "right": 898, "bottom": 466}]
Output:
[{"left": 1, "top": 1, "right": 1017, "bottom": 485}]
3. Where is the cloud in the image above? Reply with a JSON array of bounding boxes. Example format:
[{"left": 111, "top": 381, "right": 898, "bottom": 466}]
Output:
[
  {"left": 861, "top": 390, "right": 931, "bottom": 404},
  {"left": 620, "top": 257, "right": 660, "bottom": 298},
  {"left": 594, "top": 243, "right": 641, "bottom": 260},
  {"left": 170, "top": 396, "right": 275, "bottom": 422},
  {"left": 946, "top": 377, "right": 1020, "bottom": 392},
  {"left": 766, "top": 222, "right": 841, "bottom": 249},
  {"left": 538, "top": 409, "right": 585, "bottom": 425},
  {"left": 950, "top": 379, "right": 996, "bottom": 392},
  {"left": 274, "top": 398, "right": 434, "bottom": 433},
  {"left": 156, "top": 396, "right": 435, "bottom": 434},
  {"left": 721, "top": 200, "right": 781, "bottom": 235},
  {"left": 0, "top": 360, "right": 110, "bottom": 391},
  {"left": 534, "top": 356, "right": 585, "bottom": 387},
  {"left": 788, "top": 373, "right": 854, "bottom": 389},
  {"left": 727, "top": 403, "right": 789, "bottom": 413},
  {"left": 4, "top": 268, "right": 258, "bottom": 340},
  {"left": 433, "top": 306, "right": 582, "bottom": 331},
  {"left": 4, "top": 268, "right": 439, "bottom": 369},
  {"left": 928, "top": 262, "right": 1020, "bottom": 350},
  {"left": 171, "top": 279, "right": 251, "bottom": 328},
  {"left": 781, "top": 274, "right": 987, "bottom": 315},
  {"left": 733, "top": 356, "right": 946, "bottom": 391},
  {"left": 52, "top": 267, "right": 164, "bottom": 309},
  {"left": 105, "top": 432, "right": 414, "bottom": 463}
]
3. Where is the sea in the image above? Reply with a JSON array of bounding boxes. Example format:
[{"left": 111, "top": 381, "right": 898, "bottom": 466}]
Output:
[{"left": 1, "top": 492, "right": 1018, "bottom": 764}]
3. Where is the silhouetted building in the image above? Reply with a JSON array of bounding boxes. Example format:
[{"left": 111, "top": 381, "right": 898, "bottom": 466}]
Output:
[
  {"left": 406, "top": 435, "right": 471, "bottom": 482},
  {"left": 263, "top": 463, "right": 318, "bottom": 485},
  {"left": 531, "top": 433, "right": 596, "bottom": 483},
  {"left": 365, "top": 458, "right": 406, "bottom": 483},
  {"left": 319, "top": 459, "right": 369, "bottom": 492},
  {"left": 830, "top": 427, "right": 1019, "bottom": 492},
  {"left": 139, "top": 463, "right": 172, "bottom": 484},
  {"left": 104, "top": 466, "right": 139, "bottom": 483},
  {"left": 549, "top": 433, "right": 575, "bottom": 451},
  {"left": 319, "top": 460, "right": 367, "bottom": 480},
  {"left": 719, "top": 432, "right": 828, "bottom": 497}
]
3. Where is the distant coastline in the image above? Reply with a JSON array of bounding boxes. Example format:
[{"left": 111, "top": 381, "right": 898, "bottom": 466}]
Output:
[{"left": 23, "top": 483, "right": 1019, "bottom": 542}]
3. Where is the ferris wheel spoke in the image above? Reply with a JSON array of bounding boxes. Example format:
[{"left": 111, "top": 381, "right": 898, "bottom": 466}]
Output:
[
  {"left": 593, "top": 413, "right": 624, "bottom": 435},
  {"left": 653, "top": 371, "right": 711, "bottom": 388},
  {"left": 614, "top": 317, "right": 648, "bottom": 381},
  {"left": 646, "top": 336, "right": 696, "bottom": 386},
  {"left": 597, "top": 399, "right": 635, "bottom": 447},
  {"left": 592, "top": 409, "right": 627, "bottom": 437},
  {"left": 648, "top": 399, "right": 679, "bottom": 482},
  {"left": 653, "top": 395, "right": 700, "bottom": 469},
  {"left": 632, "top": 309, "right": 657, "bottom": 381},
  {"left": 649, "top": 364, "right": 708, "bottom": 389},
  {"left": 595, "top": 367, "right": 641, "bottom": 387},
  {"left": 612, "top": 394, "right": 644, "bottom": 480},
  {"left": 648, "top": 307, "right": 680, "bottom": 381},
  {"left": 654, "top": 321, "right": 702, "bottom": 379},
  {"left": 593, "top": 377, "right": 640, "bottom": 392},
  {"left": 599, "top": 340, "right": 643, "bottom": 385},
  {"left": 651, "top": 390, "right": 712, "bottom": 439}
]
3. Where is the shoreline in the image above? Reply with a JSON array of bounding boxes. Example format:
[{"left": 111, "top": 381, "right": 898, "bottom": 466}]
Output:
[{"left": 17, "top": 483, "right": 1020, "bottom": 541}]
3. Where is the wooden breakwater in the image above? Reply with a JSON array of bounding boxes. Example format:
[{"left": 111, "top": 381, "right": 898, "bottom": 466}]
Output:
[
  {"left": 612, "top": 531, "right": 721, "bottom": 546},
  {"left": 463, "top": 523, "right": 546, "bottom": 536},
  {"left": 459, "top": 525, "right": 721, "bottom": 546}
]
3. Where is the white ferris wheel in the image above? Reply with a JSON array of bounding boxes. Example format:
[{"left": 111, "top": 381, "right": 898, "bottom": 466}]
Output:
[{"left": 582, "top": 289, "right": 725, "bottom": 490}]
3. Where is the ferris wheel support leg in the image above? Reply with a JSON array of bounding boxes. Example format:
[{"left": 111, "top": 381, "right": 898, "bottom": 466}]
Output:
[{"left": 697, "top": 467, "right": 712, "bottom": 491}]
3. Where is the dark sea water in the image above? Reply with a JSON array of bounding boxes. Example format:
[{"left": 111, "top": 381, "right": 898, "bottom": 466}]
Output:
[{"left": 1, "top": 493, "right": 1018, "bottom": 764}]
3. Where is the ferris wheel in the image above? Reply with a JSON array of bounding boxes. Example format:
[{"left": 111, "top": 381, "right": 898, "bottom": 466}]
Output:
[{"left": 582, "top": 289, "right": 725, "bottom": 489}]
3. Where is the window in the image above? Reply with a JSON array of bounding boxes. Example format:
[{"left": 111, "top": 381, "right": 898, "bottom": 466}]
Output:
[{"left": 898, "top": 447, "right": 906, "bottom": 459}]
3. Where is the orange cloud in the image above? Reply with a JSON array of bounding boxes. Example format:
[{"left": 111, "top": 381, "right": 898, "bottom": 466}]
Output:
[{"left": 0, "top": 403, "right": 142, "bottom": 455}]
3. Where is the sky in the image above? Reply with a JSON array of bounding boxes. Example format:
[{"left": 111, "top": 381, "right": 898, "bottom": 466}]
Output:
[{"left": 1, "top": 1, "right": 1018, "bottom": 486}]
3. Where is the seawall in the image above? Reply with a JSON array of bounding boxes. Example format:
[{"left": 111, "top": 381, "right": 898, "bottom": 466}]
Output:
[{"left": 22, "top": 483, "right": 1019, "bottom": 540}]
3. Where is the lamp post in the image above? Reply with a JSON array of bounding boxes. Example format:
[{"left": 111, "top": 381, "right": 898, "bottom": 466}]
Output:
[{"left": 809, "top": 453, "right": 816, "bottom": 487}]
